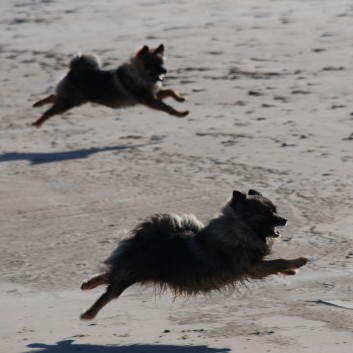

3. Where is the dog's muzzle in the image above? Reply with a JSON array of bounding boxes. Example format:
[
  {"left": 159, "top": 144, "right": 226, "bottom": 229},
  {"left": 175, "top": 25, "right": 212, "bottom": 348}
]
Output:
[
  {"left": 157, "top": 67, "right": 167, "bottom": 81},
  {"left": 268, "top": 216, "right": 288, "bottom": 238}
]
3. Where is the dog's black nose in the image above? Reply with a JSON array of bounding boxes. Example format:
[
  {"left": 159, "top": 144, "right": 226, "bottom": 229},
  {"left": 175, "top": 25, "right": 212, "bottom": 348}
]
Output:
[
  {"left": 160, "top": 67, "right": 167, "bottom": 74},
  {"left": 278, "top": 217, "right": 288, "bottom": 226}
]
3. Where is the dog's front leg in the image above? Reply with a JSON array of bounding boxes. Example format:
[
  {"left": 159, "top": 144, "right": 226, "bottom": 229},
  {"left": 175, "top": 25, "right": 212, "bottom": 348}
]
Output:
[
  {"left": 143, "top": 97, "right": 189, "bottom": 118},
  {"left": 248, "top": 257, "right": 310, "bottom": 279},
  {"left": 157, "top": 89, "right": 187, "bottom": 102}
]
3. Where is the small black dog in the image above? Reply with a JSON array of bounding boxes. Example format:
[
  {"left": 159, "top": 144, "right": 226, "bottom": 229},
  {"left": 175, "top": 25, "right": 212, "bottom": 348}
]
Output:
[
  {"left": 80, "top": 189, "right": 309, "bottom": 320},
  {"left": 32, "top": 44, "right": 189, "bottom": 127}
]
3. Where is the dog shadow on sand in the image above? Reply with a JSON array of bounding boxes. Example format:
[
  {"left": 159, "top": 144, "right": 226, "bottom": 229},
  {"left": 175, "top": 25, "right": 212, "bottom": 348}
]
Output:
[
  {"left": 0, "top": 142, "right": 159, "bottom": 165},
  {"left": 26, "top": 340, "right": 231, "bottom": 353}
]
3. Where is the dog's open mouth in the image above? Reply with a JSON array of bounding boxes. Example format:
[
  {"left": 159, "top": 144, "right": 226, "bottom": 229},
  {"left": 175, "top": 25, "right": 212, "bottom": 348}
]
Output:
[
  {"left": 267, "top": 226, "right": 281, "bottom": 238},
  {"left": 150, "top": 73, "right": 165, "bottom": 82},
  {"left": 266, "top": 216, "right": 287, "bottom": 238}
]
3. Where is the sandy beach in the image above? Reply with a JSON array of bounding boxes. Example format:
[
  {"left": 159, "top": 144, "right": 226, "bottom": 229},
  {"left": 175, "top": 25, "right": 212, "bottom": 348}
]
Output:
[{"left": 1, "top": 0, "right": 352, "bottom": 352}]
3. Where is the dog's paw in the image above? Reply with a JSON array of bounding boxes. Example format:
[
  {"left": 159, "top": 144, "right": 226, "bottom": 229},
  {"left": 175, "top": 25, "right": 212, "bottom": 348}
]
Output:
[
  {"left": 32, "top": 121, "right": 41, "bottom": 128},
  {"left": 295, "top": 257, "right": 311, "bottom": 268},
  {"left": 176, "top": 110, "right": 189, "bottom": 118},
  {"left": 282, "top": 269, "right": 298, "bottom": 276},
  {"left": 80, "top": 310, "right": 96, "bottom": 320},
  {"left": 80, "top": 279, "right": 92, "bottom": 290},
  {"left": 176, "top": 95, "right": 187, "bottom": 102}
]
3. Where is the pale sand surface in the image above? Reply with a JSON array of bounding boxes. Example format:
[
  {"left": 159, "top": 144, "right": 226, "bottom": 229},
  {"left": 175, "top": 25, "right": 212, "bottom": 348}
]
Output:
[{"left": 1, "top": 0, "right": 353, "bottom": 352}]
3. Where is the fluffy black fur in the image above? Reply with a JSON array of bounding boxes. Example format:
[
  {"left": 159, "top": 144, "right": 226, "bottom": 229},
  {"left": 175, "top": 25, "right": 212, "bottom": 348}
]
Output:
[
  {"left": 32, "top": 44, "right": 189, "bottom": 127},
  {"left": 80, "top": 189, "right": 309, "bottom": 320}
]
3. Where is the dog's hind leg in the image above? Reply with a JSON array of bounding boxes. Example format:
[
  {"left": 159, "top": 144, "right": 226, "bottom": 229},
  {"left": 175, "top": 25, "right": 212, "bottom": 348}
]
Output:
[
  {"left": 80, "top": 280, "right": 133, "bottom": 320},
  {"left": 157, "top": 89, "right": 186, "bottom": 102},
  {"left": 80, "top": 286, "right": 115, "bottom": 320},
  {"left": 32, "top": 101, "right": 74, "bottom": 127},
  {"left": 81, "top": 272, "right": 109, "bottom": 290},
  {"left": 248, "top": 257, "right": 310, "bottom": 279},
  {"left": 33, "top": 94, "right": 56, "bottom": 108}
]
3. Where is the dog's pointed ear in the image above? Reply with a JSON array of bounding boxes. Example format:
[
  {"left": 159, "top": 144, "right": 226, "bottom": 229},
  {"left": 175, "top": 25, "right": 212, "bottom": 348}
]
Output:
[
  {"left": 248, "top": 189, "right": 261, "bottom": 196},
  {"left": 153, "top": 44, "right": 165, "bottom": 54},
  {"left": 232, "top": 190, "right": 246, "bottom": 203},
  {"left": 137, "top": 45, "right": 149, "bottom": 57}
]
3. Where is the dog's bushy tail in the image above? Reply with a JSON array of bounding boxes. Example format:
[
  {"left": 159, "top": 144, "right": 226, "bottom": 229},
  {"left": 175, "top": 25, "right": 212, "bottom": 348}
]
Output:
[
  {"left": 104, "top": 214, "right": 204, "bottom": 269},
  {"left": 69, "top": 53, "right": 102, "bottom": 72},
  {"left": 131, "top": 214, "right": 204, "bottom": 240}
]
